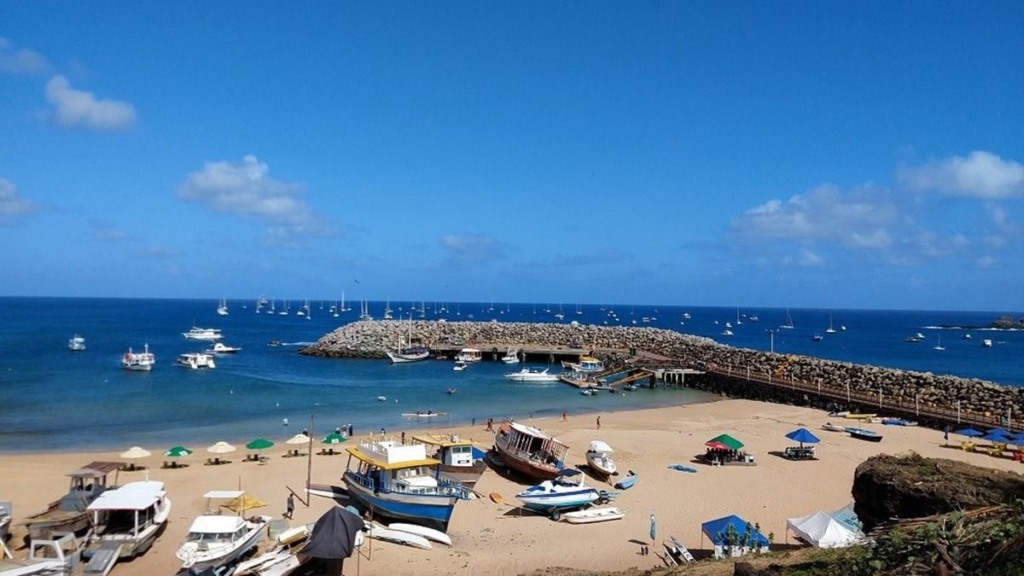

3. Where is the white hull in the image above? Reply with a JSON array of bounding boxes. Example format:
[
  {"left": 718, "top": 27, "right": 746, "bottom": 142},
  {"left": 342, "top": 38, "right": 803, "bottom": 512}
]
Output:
[
  {"left": 366, "top": 524, "right": 432, "bottom": 549},
  {"left": 585, "top": 451, "right": 617, "bottom": 477},
  {"left": 504, "top": 368, "right": 559, "bottom": 383},
  {"left": 387, "top": 350, "right": 430, "bottom": 364},
  {"left": 176, "top": 519, "right": 265, "bottom": 572},
  {"left": 563, "top": 506, "right": 625, "bottom": 524},
  {"left": 387, "top": 523, "right": 452, "bottom": 546}
]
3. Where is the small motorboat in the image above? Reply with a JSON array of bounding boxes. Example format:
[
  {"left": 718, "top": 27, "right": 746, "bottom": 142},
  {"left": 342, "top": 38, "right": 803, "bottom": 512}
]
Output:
[
  {"left": 562, "top": 506, "right": 625, "bottom": 525},
  {"left": 821, "top": 422, "right": 846, "bottom": 432},
  {"left": 453, "top": 360, "right": 467, "bottom": 372},
  {"left": 613, "top": 470, "right": 637, "bottom": 490},
  {"left": 846, "top": 427, "right": 883, "bottom": 442},
  {"left": 585, "top": 440, "right": 617, "bottom": 478},
  {"left": 515, "top": 469, "right": 601, "bottom": 520},
  {"left": 446, "top": 387, "right": 457, "bottom": 395}
]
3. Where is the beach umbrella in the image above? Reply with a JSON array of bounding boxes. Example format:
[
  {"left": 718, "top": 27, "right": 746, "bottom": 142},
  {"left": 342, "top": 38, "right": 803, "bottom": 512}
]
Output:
[
  {"left": 956, "top": 427, "right": 984, "bottom": 438},
  {"left": 322, "top": 433, "right": 347, "bottom": 445},
  {"left": 705, "top": 434, "right": 744, "bottom": 451},
  {"left": 164, "top": 445, "right": 193, "bottom": 457},
  {"left": 982, "top": 430, "right": 1010, "bottom": 443},
  {"left": 221, "top": 494, "right": 267, "bottom": 513},
  {"left": 286, "top": 433, "right": 311, "bottom": 446},
  {"left": 120, "top": 446, "right": 151, "bottom": 459},
  {"left": 987, "top": 427, "right": 1010, "bottom": 437},
  {"left": 207, "top": 441, "right": 237, "bottom": 454},
  {"left": 649, "top": 513, "right": 657, "bottom": 542},
  {"left": 784, "top": 428, "right": 821, "bottom": 447},
  {"left": 246, "top": 437, "right": 274, "bottom": 460}
]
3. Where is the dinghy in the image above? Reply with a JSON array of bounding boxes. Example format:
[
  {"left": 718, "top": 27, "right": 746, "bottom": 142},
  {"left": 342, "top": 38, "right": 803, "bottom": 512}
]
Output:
[
  {"left": 613, "top": 470, "right": 637, "bottom": 490},
  {"left": 388, "top": 523, "right": 452, "bottom": 546},
  {"left": 366, "top": 523, "right": 432, "bottom": 549},
  {"left": 562, "top": 506, "right": 625, "bottom": 524}
]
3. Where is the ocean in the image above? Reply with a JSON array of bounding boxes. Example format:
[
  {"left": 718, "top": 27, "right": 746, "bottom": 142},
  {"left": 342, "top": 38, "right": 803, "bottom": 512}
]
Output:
[{"left": 0, "top": 297, "right": 1021, "bottom": 453}]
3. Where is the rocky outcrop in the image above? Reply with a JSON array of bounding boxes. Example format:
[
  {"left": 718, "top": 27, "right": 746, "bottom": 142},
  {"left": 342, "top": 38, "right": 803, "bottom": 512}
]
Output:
[{"left": 851, "top": 453, "right": 1024, "bottom": 532}]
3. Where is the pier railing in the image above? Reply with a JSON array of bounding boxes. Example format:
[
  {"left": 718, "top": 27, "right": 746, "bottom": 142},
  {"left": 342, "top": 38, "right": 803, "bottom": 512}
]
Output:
[{"left": 700, "top": 362, "right": 1017, "bottom": 433}]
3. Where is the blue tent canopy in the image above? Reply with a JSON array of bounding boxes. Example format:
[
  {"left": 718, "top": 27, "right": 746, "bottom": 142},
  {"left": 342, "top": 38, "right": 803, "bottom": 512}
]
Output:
[
  {"left": 956, "top": 427, "right": 984, "bottom": 438},
  {"left": 701, "top": 515, "right": 770, "bottom": 547},
  {"left": 982, "top": 430, "right": 1011, "bottom": 443},
  {"left": 785, "top": 428, "right": 820, "bottom": 445}
]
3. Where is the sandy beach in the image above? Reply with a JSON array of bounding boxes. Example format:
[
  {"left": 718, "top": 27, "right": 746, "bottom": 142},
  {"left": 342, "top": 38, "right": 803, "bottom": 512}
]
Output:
[{"left": 3, "top": 398, "right": 1022, "bottom": 575}]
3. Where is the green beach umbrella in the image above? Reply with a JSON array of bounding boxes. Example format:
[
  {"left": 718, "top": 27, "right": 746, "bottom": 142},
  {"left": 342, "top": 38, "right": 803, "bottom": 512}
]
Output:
[
  {"left": 164, "top": 446, "right": 193, "bottom": 458},
  {"left": 246, "top": 438, "right": 275, "bottom": 450},
  {"left": 705, "top": 434, "right": 744, "bottom": 451},
  {"left": 322, "top": 432, "right": 347, "bottom": 445}
]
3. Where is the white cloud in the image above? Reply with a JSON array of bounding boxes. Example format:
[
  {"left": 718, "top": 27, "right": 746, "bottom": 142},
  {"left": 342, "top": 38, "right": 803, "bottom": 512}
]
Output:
[
  {"left": 0, "top": 178, "right": 35, "bottom": 224},
  {"left": 0, "top": 37, "right": 50, "bottom": 74},
  {"left": 45, "top": 75, "right": 136, "bottom": 131},
  {"left": 975, "top": 255, "right": 996, "bottom": 268},
  {"left": 733, "top": 184, "right": 897, "bottom": 246},
  {"left": 177, "top": 155, "right": 332, "bottom": 245},
  {"left": 440, "top": 233, "right": 507, "bottom": 264},
  {"left": 89, "top": 220, "right": 130, "bottom": 242},
  {"left": 899, "top": 151, "right": 1024, "bottom": 199}
]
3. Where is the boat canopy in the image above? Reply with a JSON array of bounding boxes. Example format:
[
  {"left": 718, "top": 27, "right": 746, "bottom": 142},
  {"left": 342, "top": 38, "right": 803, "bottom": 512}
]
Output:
[
  {"left": 412, "top": 433, "right": 476, "bottom": 448},
  {"left": 67, "top": 461, "right": 122, "bottom": 478},
  {"left": 87, "top": 481, "right": 165, "bottom": 511},
  {"left": 345, "top": 446, "right": 440, "bottom": 471},
  {"left": 203, "top": 490, "right": 245, "bottom": 499},
  {"left": 189, "top": 515, "right": 246, "bottom": 534}
]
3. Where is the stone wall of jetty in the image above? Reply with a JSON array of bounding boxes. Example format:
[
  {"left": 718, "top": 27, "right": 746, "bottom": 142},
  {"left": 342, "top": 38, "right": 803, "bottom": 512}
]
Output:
[{"left": 301, "top": 320, "right": 1024, "bottom": 423}]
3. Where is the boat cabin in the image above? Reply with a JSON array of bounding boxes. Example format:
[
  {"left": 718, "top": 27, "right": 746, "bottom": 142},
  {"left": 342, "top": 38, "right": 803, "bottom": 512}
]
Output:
[
  {"left": 62, "top": 462, "right": 121, "bottom": 509},
  {"left": 455, "top": 348, "right": 482, "bottom": 362},
  {"left": 413, "top": 434, "right": 478, "bottom": 469}
]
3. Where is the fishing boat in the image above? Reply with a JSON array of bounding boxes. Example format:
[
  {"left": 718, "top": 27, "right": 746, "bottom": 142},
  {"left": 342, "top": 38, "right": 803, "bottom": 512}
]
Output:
[
  {"left": 121, "top": 344, "right": 155, "bottom": 371},
  {"left": 562, "top": 506, "right": 625, "bottom": 525},
  {"left": 68, "top": 334, "right": 86, "bottom": 351},
  {"left": 515, "top": 469, "right": 601, "bottom": 520},
  {"left": 175, "top": 490, "right": 267, "bottom": 573},
  {"left": 501, "top": 348, "right": 520, "bottom": 364},
  {"left": 83, "top": 480, "right": 171, "bottom": 574},
  {"left": 453, "top": 360, "right": 467, "bottom": 371},
  {"left": 386, "top": 319, "right": 430, "bottom": 363},
  {"left": 25, "top": 461, "right": 122, "bottom": 541},
  {"left": 846, "top": 427, "right": 883, "bottom": 442},
  {"left": 176, "top": 352, "right": 216, "bottom": 369},
  {"left": 584, "top": 440, "right": 617, "bottom": 478},
  {"left": 493, "top": 420, "right": 570, "bottom": 481},
  {"left": 455, "top": 348, "right": 482, "bottom": 363},
  {"left": 567, "top": 356, "right": 604, "bottom": 373},
  {"left": 412, "top": 433, "right": 488, "bottom": 488},
  {"left": 341, "top": 438, "right": 470, "bottom": 532}
]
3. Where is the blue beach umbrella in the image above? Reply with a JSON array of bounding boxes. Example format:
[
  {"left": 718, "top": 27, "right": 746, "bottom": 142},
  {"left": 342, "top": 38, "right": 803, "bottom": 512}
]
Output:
[
  {"left": 649, "top": 513, "right": 657, "bottom": 542},
  {"left": 956, "top": 427, "right": 984, "bottom": 438},
  {"left": 784, "top": 428, "right": 821, "bottom": 447},
  {"left": 982, "top": 430, "right": 1010, "bottom": 443}
]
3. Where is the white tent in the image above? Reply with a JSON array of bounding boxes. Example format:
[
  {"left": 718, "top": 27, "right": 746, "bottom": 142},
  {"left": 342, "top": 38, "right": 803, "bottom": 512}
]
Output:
[{"left": 786, "top": 511, "right": 861, "bottom": 548}]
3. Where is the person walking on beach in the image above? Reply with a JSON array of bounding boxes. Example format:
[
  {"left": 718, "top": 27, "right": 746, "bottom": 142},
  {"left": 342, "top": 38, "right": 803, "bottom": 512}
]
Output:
[
  {"left": 285, "top": 493, "right": 294, "bottom": 519},
  {"left": 562, "top": 411, "right": 567, "bottom": 422},
  {"left": 597, "top": 416, "right": 601, "bottom": 429}
]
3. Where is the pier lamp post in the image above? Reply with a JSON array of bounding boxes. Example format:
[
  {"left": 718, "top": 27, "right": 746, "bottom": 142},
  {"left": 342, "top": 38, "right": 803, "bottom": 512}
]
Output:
[{"left": 766, "top": 329, "right": 777, "bottom": 354}]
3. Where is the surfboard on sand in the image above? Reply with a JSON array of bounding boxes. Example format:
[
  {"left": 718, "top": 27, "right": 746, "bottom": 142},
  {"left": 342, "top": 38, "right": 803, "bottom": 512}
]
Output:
[{"left": 388, "top": 523, "right": 453, "bottom": 546}]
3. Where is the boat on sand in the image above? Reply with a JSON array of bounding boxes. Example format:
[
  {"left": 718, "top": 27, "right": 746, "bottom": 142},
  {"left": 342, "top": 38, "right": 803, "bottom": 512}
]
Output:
[
  {"left": 562, "top": 506, "right": 625, "bottom": 524},
  {"left": 493, "top": 420, "right": 570, "bottom": 481}
]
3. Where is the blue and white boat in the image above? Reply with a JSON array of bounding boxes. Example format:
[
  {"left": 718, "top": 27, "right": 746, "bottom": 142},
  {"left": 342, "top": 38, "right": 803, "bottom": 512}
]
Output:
[
  {"left": 342, "top": 438, "right": 469, "bottom": 532},
  {"left": 515, "top": 469, "right": 600, "bottom": 519}
]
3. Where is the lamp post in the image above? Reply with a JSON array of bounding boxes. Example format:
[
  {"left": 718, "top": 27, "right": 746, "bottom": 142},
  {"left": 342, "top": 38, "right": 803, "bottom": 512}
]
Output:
[{"left": 767, "top": 329, "right": 777, "bottom": 354}]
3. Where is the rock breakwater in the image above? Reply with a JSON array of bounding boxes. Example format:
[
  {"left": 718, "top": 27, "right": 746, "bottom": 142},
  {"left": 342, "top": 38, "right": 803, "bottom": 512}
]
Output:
[{"left": 302, "top": 320, "right": 1024, "bottom": 424}]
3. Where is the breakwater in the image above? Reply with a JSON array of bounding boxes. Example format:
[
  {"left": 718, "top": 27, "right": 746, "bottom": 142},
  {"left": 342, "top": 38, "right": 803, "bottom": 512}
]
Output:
[{"left": 302, "top": 320, "right": 1024, "bottom": 429}]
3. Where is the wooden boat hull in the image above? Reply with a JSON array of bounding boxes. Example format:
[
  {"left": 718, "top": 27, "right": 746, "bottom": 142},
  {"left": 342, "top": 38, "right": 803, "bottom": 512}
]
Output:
[
  {"left": 343, "top": 472, "right": 460, "bottom": 532},
  {"left": 26, "top": 509, "right": 92, "bottom": 541},
  {"left": 439, "top": 461, "right": 488, "bottom": 488}
]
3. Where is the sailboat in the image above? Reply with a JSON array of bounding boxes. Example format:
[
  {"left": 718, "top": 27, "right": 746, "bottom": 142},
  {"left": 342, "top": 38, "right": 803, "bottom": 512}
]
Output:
[
  {"left": 780, "top": 309, "right": 795, "bottom": 330},
  {"left": 216, "top": 298, "right": 228, "bottom": 316},
  {"left": 933, "top": 333, "right": 945, "bottom": 351},
  {"left": 359, "top": 301, "right": 372, "bottom": 321},
  {"left": 825, "top": 312, "right": 836, "bottom": 334}
]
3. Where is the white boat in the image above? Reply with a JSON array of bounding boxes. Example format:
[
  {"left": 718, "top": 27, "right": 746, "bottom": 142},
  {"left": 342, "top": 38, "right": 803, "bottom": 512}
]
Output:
[
  {"left": 83, "top": 480, "right": 171, "bottom": 574},
  {"left": 584, "top": 440, "right": 617, "bottom": 478},
  {"left": 455, "top": 348, "right": 482, "bottom": 363},
  {"left": 933, "top": 334, "right": 945, "bottom": 351},
  {"left": 453, "top": 360, "right": 467, "bottom": 371},
  {"left": 504, "top": 367, "right": 559, "bottom": 383},
  {"left": 68, "top": 334, "right": 86, "bottom": 352},
  {"left": 567, "top": 356, "right": 604, "bottom": 373},
  {"left": 176, "top": 353, "right": 216, "bottom": 369},
  {"left": 365, "top": 523, "right": 431, "bottom": 550},
  {"left": 982, "top": 338, "right": 993, "bottom": 348},
  {"left": 825, "top": 312, "right": 837, "bottom": 334},
  {"left": 501, "top": 348, "right": 520, "bottom": 364},
  {"left": 205, "top": 342, "right": 242, "bottom": 354},
  {"left": 358, "top": 300, "right": 372, "bottom": 321},
  {"left": 182, "top": 326, "right": 224, "bottom": 341},
  {"left": 721, "top": 329, "right": 734, "bottom": 337},
  {"left": 0, "top": 501, "right": 10, "bottom": 542},
  {"left": 121, "top": 344, "right": 155, "bottom": 371},
  {"left": 0, "top": 533, "right": 82, "bottom": 576},
  {"left": 562, "top": 506, "right": 625, "bottom": 524},
  {"left": 780, "top": 308, "right": 795, "bottom": 330},
  {"left": 515, "top": 469, "right": 601, "bottom": 519},
  {"left": 386, "top": 321, "right": 430, "bottom": 363},
  {"left": 387, "top": 523, "right": 452, "bottom": 546},
  {"left": 216, "top": 298, "right": 229, "bottom": 316},
  {"left": 175, "top": 490, "right": 267, "bottom": 573}
]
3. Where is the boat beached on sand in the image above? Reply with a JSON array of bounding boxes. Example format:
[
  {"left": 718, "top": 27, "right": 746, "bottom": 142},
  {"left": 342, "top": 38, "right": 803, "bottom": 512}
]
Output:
[
  {"left": 24, "top": 461, "right": 122, "bottom": 542},
  {"left": 175, "top": 490, "right": 267, "bottom": 573},
  {"left": 562, "top": 505, "right": 625, "bottom": 524},
  {"left": 492, "top": 420, "right": 570, "bottom": 482},
  {"left": 585, "top": 440, "right": 617, "bottom": 478},
  {"left": 412, "top": 433, "right": 488, "bottom": 488},
  {"left": 83, "top": 479, "right": 171, "bottom": 575},
  {"left": 341, "top": 438, "right": 470, "bottom": 532},
  {"left": 515, "top": 469, "right": 601, "bottom": 520}
]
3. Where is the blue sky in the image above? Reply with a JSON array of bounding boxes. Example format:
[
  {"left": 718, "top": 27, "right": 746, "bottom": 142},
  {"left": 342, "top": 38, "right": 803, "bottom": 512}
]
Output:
[{"left": 2, "top": 2, "right": 1022, "bottom": 311}]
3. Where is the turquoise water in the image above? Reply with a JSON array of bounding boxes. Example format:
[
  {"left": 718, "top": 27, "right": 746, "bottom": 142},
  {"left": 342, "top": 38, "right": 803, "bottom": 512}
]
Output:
[{"left": 1, "top": 297, "right": 1020, "bottom": 453}]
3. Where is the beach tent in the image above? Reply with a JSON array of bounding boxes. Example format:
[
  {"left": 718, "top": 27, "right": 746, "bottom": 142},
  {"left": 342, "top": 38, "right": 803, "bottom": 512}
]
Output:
[
  {"left": 786, "top": 511, "right": 861, "bottom": 548},
  {"left": 829, "top": 502, "right": 864, "bottom": 533},
  {"left": 700, "top": 514, "right": 769, "bottom": 559},
  {"left": 956, "top": 427, "right": 984, "bottom": 438},
  {"left": 705, "top": 434, "right": 744, "bottom": 451}
]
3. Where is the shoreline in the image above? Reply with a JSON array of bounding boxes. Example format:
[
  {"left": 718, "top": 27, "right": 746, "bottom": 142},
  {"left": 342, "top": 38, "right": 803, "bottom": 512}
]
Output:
[{"left": 5, "top": 398, "right": 1023, "bottom": 576}]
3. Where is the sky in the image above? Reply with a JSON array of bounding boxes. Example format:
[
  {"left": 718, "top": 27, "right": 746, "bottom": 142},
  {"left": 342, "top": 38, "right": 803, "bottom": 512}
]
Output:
[{"left": 2, "top": 2, "right": 1023, "bottom": 312}]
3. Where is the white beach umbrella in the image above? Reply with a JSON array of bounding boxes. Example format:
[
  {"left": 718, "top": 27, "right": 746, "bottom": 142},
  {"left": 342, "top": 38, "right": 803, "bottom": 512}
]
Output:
[
  {"left": 207, "top": 441, "right": 237, "bottom": 454},
  {"left": 286, "top": 433, "right": 311, "bottom": 446},
  {"left": 120, "top": 446, "right": 152, "bottom": 459}
]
